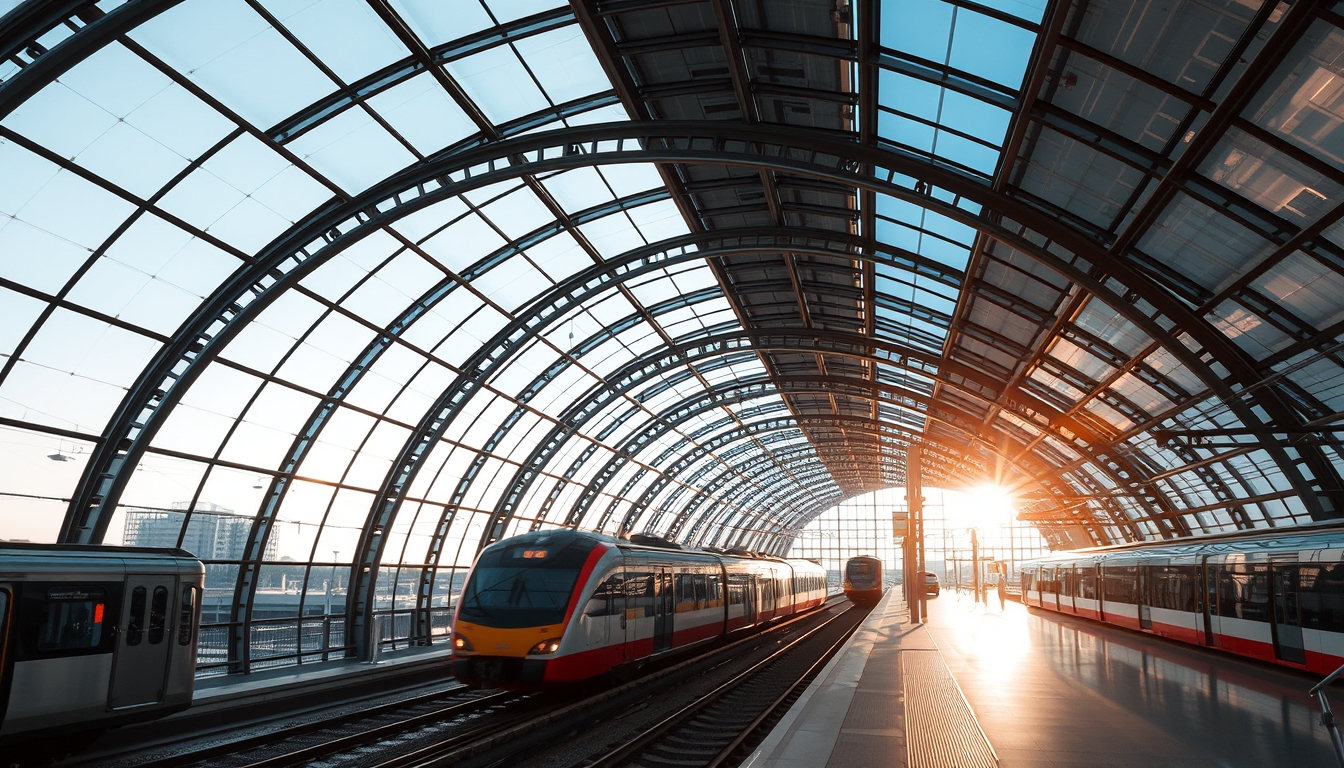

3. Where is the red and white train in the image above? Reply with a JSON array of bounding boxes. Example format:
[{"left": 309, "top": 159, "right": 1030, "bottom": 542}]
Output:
[
  {"left": 450, "top": 530, "right": 827, "bottom": 687},
  {"left": 1021, "top": 522, "right": 1344, "bottom": 675}
]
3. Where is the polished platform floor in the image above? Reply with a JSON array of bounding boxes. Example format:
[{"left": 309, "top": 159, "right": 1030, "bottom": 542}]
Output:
[{"left": 749, "top": 589, "right": 1341, "bottom": 767}]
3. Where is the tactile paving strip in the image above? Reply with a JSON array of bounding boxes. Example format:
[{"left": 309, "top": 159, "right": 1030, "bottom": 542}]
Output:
[{"left": 902, "top": 649, "right": 998, "bottom": 768}]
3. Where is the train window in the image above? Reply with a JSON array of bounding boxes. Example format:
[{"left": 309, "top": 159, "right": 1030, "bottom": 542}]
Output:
[
  {"left": 127, "top": 586, "right": 146, "bottom": 646},
  {"left": 624, "top": 571, "right": 655, "bottom": 618},
  {"left": 677, "top": 572, "right": 698, "bottom": 610},
  {"left": 0, "top": 588, "right": 8, "bottom": 670},
  {"left": 148, "top": 586, "right": 169, "bottom": 644},
  {"left": 1214, "top": 563, "right": 1270, "bottom": 622},
  {"left": 1102, "top": 566, "right": 1139, "bottom": 603},
  {"left": 457, "top": 540, "right": 597, "bottom": 628},
  {"left": 178, "top": 585, "right": 197, "bottom": 645},
  {"left": 707, "top": 574, "right": 722, "bottom": 604},
  {"left": 1300, "top": 565, "right": 1344, "bottom": 633},
  {"left": 36, "top": 586, "right": 107, "bottom": 651},
  {"left": 694, "top": 574, "right": 707, "bottom": 608},
  {"left": 1147, "top": 566, "right": 1196, "bottom": 612},
  {"left": 585, "top": 572, "right": 625, "bottom": 617}
]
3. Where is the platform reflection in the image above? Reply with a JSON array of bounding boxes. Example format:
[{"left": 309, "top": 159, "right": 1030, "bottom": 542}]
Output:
[{"left": 926, "top": 591, "right": 1337, "bottom": 767}]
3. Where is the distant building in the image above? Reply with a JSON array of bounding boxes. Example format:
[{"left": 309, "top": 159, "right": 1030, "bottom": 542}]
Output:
[{"left": 122, "top": 502, "right": 277, "bottom": 561}]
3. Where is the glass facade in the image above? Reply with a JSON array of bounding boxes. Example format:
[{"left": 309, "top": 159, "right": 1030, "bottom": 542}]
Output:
[
  {"left": 785, "top": 487, "right": 1048, "bottom": 591},
  {"left": 0, "top": 0, "right": 1343, "bottom": 676}
]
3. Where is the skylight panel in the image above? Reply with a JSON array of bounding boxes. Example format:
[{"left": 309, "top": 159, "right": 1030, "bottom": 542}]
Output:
[
  {"left": 525, "top": 230, "right": 591, "bottom": 282},
  {"left": 1, "top": 138, "right": 135, "bottom": 250},
  {"left": 513, "top": 26, "right": 611, "bottom": 105},
  {"left": 542, "top": 167, "right": 617, "bottom": 213},
  {"left": 445, "top": 44, "right": 549, "bottom": 124},
  {"left": 473, "top": 258, "right": 551, "bottom": 311},
  {"left": 131, "top": 0, "right": 333, "bottom": 128},
  {"left": 422, "top": 212, "right": 508, "bottom": 272},
  {"left": 479, "top": 187, "right": 555, "bottom": 239},
  {"left": 580, "top": 213, "right": 647, "bottom": 258},
  {"left": 628, "top": 199, "right": 691, "bottom": 243},
  {"left": 287, "top": 107, "right": 417, "bottom": 194},
  {"left": 366, "top": 73, "right": 478, "bottom": 155},
  {"left": 565, "top": 103, "right": 632, "bottom": 127},
  {"left": 599, "top": 163, "right": 667, "bottom": 197},
  {"left": 946, "top": 8, "right": 1035, "bottom": 88},
  {"left": 262, "top": 0, "right": 410, "bottom": 83},
  {"left": 64, "top": 257, "right": 200, "bottom": 336},
  {"left": 1251, "top": 252, "right": 1344, "bottom": 330},
  {"left": 344, "top": 265, "right": 439, "bottom": 327}
]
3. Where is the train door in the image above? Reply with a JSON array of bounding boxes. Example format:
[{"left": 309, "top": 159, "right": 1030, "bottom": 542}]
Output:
[
  {"left": 1069, "top": 566, "right": 1078, "bottom": 614},
  {"left": 746, "top": 575, "right": 758, "bottom": 625},
  {"left": 652, "top": 569, "right": 674, "bottom": 653},
  {"left": 0, "top": 586, "right": 9, "bottom": 719},
  {"left": 1270, "top": 563, "right": 1307, "bottom": 664},
  {"left": 1093, "top": 564, "right": 1104, "bottom": 621},
  {"left": 1138, "top": 567, "right": 1153, "bottom": 630},
  {"left": 768, "top": 572, "right": 779, "bottom": 621},
  {"left": 110, "top": 574, "right": 176, "bottom": 710},
  {"left": 1204, "top": 559, "right": 1225, "bottom": 648}
]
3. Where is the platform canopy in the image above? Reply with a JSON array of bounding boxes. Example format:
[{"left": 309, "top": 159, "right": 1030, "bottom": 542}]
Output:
[{"left": 3, "top": 0, "right": 1344, "bottom": 666}]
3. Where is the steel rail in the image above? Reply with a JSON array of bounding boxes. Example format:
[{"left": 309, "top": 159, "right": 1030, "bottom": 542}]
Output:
[
  {"left": 583, "top": 603, "right": 864, "bottom": 767},
  {"left": 122, "top": 688, "right": 511, "bottom": 768},
  {"left": 231, "top": 690, "right": 522, "bottom": 768},
  {"left": 375, "top": 595, "right": 850, "bottom": 768}
]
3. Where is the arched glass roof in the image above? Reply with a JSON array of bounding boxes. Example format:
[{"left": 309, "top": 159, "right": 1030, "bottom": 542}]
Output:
[{"left": 2, "top": 0, "right": 1344, "bottom": 672}]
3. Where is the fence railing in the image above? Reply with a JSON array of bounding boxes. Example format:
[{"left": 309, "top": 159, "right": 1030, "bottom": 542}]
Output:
[
  {"left": 195, "top": 606, "right": 456, "bottom": 676},
  {"left": 1310, "top": 662, "right": 1344, "bottom": 767}
]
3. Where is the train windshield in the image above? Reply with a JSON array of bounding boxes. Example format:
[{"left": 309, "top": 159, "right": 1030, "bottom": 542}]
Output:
[
  {"left": 847, "top": 560, "right": 877, "bottom": 586},
  {"left": 457, "top": 540, "right": 598, "bottom": 628}
]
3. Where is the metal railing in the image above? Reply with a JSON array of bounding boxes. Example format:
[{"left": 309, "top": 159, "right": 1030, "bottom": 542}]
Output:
[{"left": 1310, "top": 662, "right": 1344, "bottom": 767}]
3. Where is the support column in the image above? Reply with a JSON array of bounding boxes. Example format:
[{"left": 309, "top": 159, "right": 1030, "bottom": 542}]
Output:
[{"left": 906, "top": 445, "right": 924, "bottom": 623}]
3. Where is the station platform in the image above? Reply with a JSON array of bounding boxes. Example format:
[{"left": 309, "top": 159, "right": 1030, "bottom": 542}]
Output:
[{"left": 747, "top": 588, "right": 1340, "bottom": 767}]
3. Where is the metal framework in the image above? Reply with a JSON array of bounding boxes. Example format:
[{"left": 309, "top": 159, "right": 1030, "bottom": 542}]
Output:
[{"left": 2, "top": 0, "right": 1343, "bottom": 670}]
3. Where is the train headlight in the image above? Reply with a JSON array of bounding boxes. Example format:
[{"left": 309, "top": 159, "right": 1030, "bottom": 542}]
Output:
[
  {"left": 452, "top": 632, "right": 473, "bottom": 652},
  {"left": 528, "top": 638, "right": 562, "bottom": 655}
]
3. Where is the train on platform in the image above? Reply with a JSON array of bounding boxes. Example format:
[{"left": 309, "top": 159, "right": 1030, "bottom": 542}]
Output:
[
  {"left": 450, "top": 530, "right": 828, "bottom": 687},
  {"left": 1020, "top": 523, "right": 1344, "bottom": 675},
  {"left": 843, "top": 555, "right": 884, "bottom": 605},
  {"left": 0, "top": 543, "right": 205, "bottom": 753}
]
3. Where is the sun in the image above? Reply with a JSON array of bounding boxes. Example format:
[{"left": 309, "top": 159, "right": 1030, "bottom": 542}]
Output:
[{"left": 961, "top": 484, "right": 1018, "bottom": 528}]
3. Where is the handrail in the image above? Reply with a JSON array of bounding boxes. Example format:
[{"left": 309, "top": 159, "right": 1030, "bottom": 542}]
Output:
[{"left": 1311, "top": 661, "right": 1344, "bottom": 767}]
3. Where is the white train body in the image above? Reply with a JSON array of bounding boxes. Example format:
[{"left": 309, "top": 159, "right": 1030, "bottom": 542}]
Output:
[{"left": 0, "top": 543, "right": 204, "bottom": 746}]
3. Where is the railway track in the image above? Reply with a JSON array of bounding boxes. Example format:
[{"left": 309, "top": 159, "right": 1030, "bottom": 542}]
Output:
[
  {"left": 74, "top": 596, "right": 857, "bottom": 768},
  {"left": 581, "top": 602, "right": 864, "bottom": 768},
  {"left": 62, "top": 683, "right": 510, "bottom": 768},
  {"left": 341, "top": 599, "right": 859, "bottom": 768}
]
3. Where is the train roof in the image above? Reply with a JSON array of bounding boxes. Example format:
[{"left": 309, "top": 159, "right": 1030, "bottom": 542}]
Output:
[
  {"left": 479, "top": 529, "right": 817, "bottom": 567},
  {"left": 0, "top": 541, "right": 199, "bottom": 560},
  {"left": 1022, "top": 519, "right": 1344, "bottom": 566}
]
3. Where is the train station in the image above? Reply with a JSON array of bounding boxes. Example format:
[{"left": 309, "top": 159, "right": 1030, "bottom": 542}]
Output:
[{"left": 2, "top": 0, "right": 1343, "bottom": 764}]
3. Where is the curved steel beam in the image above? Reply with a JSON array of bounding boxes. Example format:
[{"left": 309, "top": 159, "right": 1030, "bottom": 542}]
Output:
[
  {"left": 51, "top": 120, "right": 1331, "bottom": 650},
  {"left": 29, "top": 124, "right": 1080, "bottom": 544}
]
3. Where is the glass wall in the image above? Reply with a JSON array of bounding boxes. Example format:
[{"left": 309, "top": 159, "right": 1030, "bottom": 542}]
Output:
[{"left": 785, "top": 487, "right": 1049, "bottom": 593}]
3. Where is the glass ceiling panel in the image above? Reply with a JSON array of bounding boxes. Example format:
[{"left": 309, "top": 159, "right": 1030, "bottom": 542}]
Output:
[
  {"left": 19, "top": 0, "right": 1344, "bottom": 676},
  {"left": 875, "top": 0, "right": 1038, "bottom": 178}
]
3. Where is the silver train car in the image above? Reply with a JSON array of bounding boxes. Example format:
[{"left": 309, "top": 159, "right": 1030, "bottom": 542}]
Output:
[{"left": 0, "top": 543, "right": 204, "bottom": 751}]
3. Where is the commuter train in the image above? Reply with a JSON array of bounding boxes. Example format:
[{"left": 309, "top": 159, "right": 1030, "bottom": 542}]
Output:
[
  {"left": 1020, "top": 523, "right": 1344, "bottom": 675},
  {"left": 450, "top": 530, "right": 828, "bottom": 687},
  {"left": 843, "top": 555, "right": 884, "bottom": 605},
  {"left": 0, "top": 543, "right": 205, "bottom": 752}
]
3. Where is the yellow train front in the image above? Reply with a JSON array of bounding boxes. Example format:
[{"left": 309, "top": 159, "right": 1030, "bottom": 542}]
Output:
[
  {"left": 450, "top": 530, "right": 827, "bottom": 688},
  {"left": 843, "top": 555, "right": 884, "bottom": 605}
]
